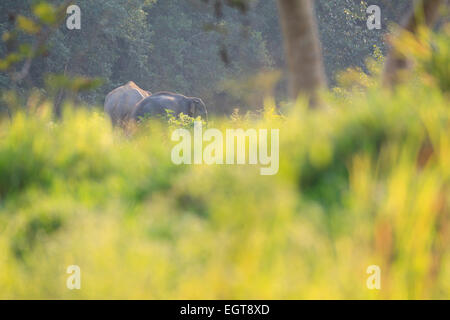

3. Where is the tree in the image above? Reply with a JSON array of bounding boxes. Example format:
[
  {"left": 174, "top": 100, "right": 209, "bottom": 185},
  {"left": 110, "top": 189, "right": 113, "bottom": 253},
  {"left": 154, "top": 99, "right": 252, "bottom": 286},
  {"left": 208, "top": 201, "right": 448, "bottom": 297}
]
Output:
[
  {"left": 1, "top": 0, "right": 435, "bottom": 114},
  {"left": 276, "top": 0, "right": 326, "bottom": 106},
  {"left": 314, "top": 0, "right": 412, "bottom": 82}
]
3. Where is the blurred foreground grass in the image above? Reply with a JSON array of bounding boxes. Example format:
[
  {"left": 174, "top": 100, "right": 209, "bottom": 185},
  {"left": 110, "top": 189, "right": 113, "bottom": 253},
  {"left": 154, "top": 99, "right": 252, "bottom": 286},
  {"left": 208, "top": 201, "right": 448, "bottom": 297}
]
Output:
[
  {"left": 0, "top": 27, "right": 449, "bottom": 299},
  {"left": 0, "top": 81, "right": 449, "bottom": 299}
]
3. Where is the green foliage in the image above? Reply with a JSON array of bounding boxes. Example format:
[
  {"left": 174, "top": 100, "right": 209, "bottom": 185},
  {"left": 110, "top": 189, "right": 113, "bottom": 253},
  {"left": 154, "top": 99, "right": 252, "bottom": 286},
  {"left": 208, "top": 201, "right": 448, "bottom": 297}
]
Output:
[
  {"left": 0, "top": 49, "right": 449, "bottom": 297},
  {"left": 167, "top": 111, "right": 205, "bottom": 129},
  {"left": 315, "top": 0, "right": 411, "bottom": 83},
  {"left": 416, "top": 25, "right": 450, "bottom": 92},
  {"left": 0, "top": 0, "right": 413, "bottom": 112},
  {"left": 0, "top": 0, "right": 448, "bottom": 300},
  {"left": 32, "top": 2, "right": 58, "bottom": 25},
  {"left": 45, "top": 74, "right": 103, "bottom": 93}
]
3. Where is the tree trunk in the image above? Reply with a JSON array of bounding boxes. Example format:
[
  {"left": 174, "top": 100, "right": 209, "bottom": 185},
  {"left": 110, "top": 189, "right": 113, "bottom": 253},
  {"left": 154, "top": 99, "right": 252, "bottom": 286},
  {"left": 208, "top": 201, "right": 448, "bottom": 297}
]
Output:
[
  {"left": 383, "top": 0, "right": 444, "bottom": 87},
  {"left": 276, "top": 0, "right": 326, "bottom": 107}
]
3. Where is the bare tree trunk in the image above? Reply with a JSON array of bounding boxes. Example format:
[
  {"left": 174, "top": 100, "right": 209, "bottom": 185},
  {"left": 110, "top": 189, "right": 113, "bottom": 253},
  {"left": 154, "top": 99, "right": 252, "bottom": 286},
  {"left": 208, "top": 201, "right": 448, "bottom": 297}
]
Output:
[
  {"left": 276, "top": 0, "right": 326, "bottom": 107},
  {"left": 383, "top": 0, "right": 444, "bottom": 87}
]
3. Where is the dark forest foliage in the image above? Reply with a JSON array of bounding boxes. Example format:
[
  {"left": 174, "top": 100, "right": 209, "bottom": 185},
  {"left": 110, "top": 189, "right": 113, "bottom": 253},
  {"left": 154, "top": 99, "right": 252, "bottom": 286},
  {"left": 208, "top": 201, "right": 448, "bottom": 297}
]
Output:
[{"left": 0, "top": 0, "right": 412, "bottom": 114}]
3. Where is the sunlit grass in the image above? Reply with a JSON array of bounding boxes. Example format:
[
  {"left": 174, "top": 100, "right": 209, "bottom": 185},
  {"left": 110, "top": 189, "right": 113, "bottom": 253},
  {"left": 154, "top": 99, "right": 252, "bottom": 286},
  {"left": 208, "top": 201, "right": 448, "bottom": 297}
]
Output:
[
  {"left": 0, "top": 25, "right": 449, "bottom": 299},
  {"left": 0, "top": 76, "right": 448, "bottom": 299}
]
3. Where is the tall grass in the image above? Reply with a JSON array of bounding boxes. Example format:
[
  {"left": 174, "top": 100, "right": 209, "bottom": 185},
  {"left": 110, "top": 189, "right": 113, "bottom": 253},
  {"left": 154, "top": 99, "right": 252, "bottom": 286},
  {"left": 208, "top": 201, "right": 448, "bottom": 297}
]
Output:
[{"left": 0, "top": 27, "right": 449, "bottom": 299}]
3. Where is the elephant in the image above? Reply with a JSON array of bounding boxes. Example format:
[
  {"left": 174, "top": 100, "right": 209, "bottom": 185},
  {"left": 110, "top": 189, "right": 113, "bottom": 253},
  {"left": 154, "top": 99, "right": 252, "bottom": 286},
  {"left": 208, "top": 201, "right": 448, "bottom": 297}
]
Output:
[
  {"left": 131, "top": 92, "right": 208, "bottom": 122},
  {"left": 104, "top": 81, "right": 151, "bottom": 126}
]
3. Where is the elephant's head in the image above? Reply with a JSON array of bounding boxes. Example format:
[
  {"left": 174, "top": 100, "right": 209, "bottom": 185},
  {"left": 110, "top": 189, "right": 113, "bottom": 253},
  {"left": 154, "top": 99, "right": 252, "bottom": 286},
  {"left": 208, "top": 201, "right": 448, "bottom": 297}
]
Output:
[{"left": 189, "top": 97, "right": 208, "bottom": 122}]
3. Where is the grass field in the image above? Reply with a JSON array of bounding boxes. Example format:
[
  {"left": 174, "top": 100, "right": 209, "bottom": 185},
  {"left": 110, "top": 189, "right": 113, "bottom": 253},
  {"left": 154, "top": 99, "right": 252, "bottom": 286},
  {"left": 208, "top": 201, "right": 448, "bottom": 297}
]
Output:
[{"left": 0, "top": 27, "right": 449, "bottom": 299}]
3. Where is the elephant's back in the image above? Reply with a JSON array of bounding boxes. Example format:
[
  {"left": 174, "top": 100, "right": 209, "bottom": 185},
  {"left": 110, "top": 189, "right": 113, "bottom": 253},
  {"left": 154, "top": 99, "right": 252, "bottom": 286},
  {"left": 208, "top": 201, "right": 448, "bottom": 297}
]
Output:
[
  {"left": 132, "top": 95, "right": 177, "bottom": 120},
  {"left": 105, "top": 83, "right": 148, "bottom": 108},
  {"left": 127, "top": 81, "right": 150, "bottom": 99},
  {"left": 107, "top": 88, "right": 145, "bottom": 111}
]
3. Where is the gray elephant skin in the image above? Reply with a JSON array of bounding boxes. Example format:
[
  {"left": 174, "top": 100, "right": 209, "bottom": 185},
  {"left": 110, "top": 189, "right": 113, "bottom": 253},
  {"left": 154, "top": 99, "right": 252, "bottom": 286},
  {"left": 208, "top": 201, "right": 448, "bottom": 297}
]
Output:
[
  {"left": 131, "top": 92, "right": 208, "bottom": 122},
  {"left": 104, "top": 81, "right": 151, "bottom": 125}
]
